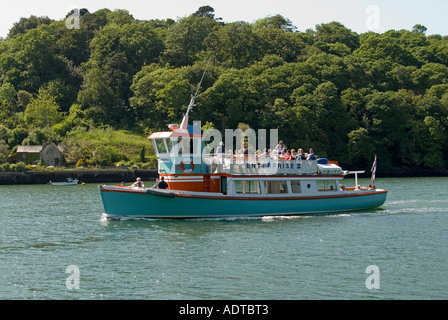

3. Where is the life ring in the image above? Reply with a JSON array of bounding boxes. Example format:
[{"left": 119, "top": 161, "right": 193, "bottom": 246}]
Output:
[{"left": 180, "top": 158, "right": 194, "bottom": 173}]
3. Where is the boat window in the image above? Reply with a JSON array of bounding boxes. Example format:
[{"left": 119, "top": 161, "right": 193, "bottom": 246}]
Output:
[
  {"left": 317, "top": 180, "right": 338, "bottom": 192},
  {"left": 154, "top": 138, "right": 167, "bottom": 154},
  {"left": 234, "top": 180, "right": 261, "bottom": 194},
  {"left": 166, "top": 138, "right": 173, "bottom": 153},
  {"left": 264, "top": 181, "right": 288, "bottom": 194},
  {"left": 291, "top": 181, "right": 302, "bottom": 193}
]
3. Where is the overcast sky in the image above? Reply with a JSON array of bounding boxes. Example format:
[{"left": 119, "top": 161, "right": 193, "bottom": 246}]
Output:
[{"left": 1, "top": 0, "right": 447, "bottom": 38}]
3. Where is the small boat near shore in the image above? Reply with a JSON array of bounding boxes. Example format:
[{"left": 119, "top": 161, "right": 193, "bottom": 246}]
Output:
[{"left": 49, "top": 178, "right": 78, "bottom": 186}]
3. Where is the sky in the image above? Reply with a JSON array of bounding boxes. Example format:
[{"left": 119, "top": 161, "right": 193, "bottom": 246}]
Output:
[{"left": 0, "top": 0, "right": 447, "bottom": 38}]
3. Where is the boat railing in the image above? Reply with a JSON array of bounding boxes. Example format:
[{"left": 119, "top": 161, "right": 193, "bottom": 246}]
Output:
[{"left": 205, "top": 154, "right": 318, "bottom": 175}]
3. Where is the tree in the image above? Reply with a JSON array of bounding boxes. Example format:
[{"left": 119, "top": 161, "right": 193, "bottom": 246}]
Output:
[
  {"left": 193, "top": 6, "right": 216, "bottom": 19},
  {"left": 315, "top": 22, "right": 359, "bottom": 51},
  {"left": 347, "top": 128, "right": 375, "bottom": 166},
  {"left": 0, "top": 82, "right": 17, "bottom": 106},
  {"left": 24, "top": 89, "right": 62, "bottom": 128},
  {"left": 206, "top": 21, "right": 261, "bottom": 68},
  {"left": 163, "top": 15, "right": 219, "bottom": 66},
  {"left": 254, "top": 28, "right": 305, "bottom": 62},
  {"left": 364, "top": 91, "right": 416, "bottom": 167},
  {"left": 422, "top": 116, "right": 445, "bottom": 167},
  {"left": 412, "top": 24, "right": 427, "bottom": 35},
  {"left": 254, "top": 15, "right": 296, "bottom": 32},
  {"left": 77, "top": 21, "right": 164, "bottom": 126},
  {"left": 8, "top": 15, "right": 55, "bottom": 37},
  {"left": 0, "top": 28, "right": 67, "bottom": 93}
]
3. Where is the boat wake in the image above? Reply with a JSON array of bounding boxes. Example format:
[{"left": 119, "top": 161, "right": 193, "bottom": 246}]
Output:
[{"left": 99, "top": 212, "right": 355, "bottom": 223}]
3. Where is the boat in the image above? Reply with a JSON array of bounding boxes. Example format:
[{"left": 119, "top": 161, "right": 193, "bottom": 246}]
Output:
[
  {"left": 49, "top": 178, "right": 78, "bottom": 186},
  {"left": 99, "top": 84, "right": 387, "bottom": 219}
]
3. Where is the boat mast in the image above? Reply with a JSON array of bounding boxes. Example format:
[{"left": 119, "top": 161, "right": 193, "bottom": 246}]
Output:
[{"left": 180, "top": 57, "right": 211, "bottom": 130}]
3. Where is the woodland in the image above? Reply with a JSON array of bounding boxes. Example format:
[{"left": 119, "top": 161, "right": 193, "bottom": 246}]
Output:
[{"left": 0, "top": 6, "right": 447, "bottom": 171}]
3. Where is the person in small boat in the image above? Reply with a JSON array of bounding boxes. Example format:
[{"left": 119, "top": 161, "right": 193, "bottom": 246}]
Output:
[
  {"left": 131, "top": 177, "right": 145, "bottom": 188},
  {"left": 157, "top": 177, "right": 168, "bottom": 189}
]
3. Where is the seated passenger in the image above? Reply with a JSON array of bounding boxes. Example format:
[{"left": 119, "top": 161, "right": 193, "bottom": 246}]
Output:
[
  {"left": 297, "top": 148, "right": 306, "bottom": 160},
  {"left": 279, "top": 149, "right": 286, "bottom": 159},
  {"left": 290, "top": 149, "right": 297, "bottom": 160},
  {"left": 131, "top": 177, "right": 145, "bottom": 188},
  {"left": 306, "top": 148, "right": 316, "bottom": 160},
  {"left": 285, "top": 150, "right": 292, "bottom": 160}
]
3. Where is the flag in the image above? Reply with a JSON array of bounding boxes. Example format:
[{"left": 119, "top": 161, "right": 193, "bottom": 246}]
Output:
[{"left": 370, "top": 155, "right": 377, "bottom": 187}]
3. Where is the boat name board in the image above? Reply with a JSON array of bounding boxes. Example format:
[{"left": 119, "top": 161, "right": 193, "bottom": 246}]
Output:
[{"left": 231, "top": 160, "right": 317, "bottom": 175}]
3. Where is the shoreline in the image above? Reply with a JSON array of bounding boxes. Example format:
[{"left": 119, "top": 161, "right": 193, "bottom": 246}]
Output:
[
  {"left": 0, "top": 166, "right": 447, "bottom": 185},
  {"left": 0, "top": 169, "right": 159, "bottom": 185}
]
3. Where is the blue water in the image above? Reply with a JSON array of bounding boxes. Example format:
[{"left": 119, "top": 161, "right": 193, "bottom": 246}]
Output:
[{"left": 0, "top": 177, "right": 447, "bottom": 300}]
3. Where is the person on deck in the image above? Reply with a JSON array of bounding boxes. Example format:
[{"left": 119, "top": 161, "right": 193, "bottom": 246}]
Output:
[
  {"left": 306, "top": 148, "right": 316, "bottom": 160},
  {"left": 157, "top": 177, "right": 168, "bottom": 189},
  {"left": 131, "top": 177, "right": 145, "bottom": 188},
  {"left": 297, "top": 148, "right": 306, "bottom": 160},
  {"left": 276, "top": 140, "right": 286, "bottom": 154}
]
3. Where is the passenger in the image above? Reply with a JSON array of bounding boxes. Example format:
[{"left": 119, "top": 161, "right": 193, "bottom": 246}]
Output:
[
  {"left": 306, "top": 148, "right": 316, "bottom": 160},
  {"left": 280, "top": 149, "right": 286, "bottom": 159},
  {"left": 297, "top": 148, "right": 306, "bottom": 160},
  {"left": 290, "top": 149, "right": 297, "bottom": 160},
  {"left": 265, "top": 148, "right": 270, "bottom": 157},
  {"left": 157, "top": 177, "right": 168, "bottom": 189},
  {"left": 340, "top": 184, "right": 346, "bottom": 191},
  {"left": 217, "top": 142, "right": 225, "bottom": 154},
  {"left": 276, "top": 140, "right": 286, "bottom": 154},
  {"left": 131, "top": 177, "right": 145, "bottom": 188},
  {"left": 285, "top": 150, "right": 292, "bottom": 160}
]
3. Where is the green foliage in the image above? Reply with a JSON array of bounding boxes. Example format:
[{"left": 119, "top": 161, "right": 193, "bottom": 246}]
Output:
[
  {"left": 63, "top": 127, "right": 152, "bottom": 166},
  {"left": 1, "top": 7, "right": 448, "bottom": 170},
  {"left": 24, "top": 89, "right": 62, "bottom": 128},
  {"left": 8, "top": 15, "right": 55, "bottom": 38}
]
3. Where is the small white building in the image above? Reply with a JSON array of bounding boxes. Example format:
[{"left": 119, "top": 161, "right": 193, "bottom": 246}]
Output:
[{"left": 11, "top": 143, "right": 65, "bottom": 166}]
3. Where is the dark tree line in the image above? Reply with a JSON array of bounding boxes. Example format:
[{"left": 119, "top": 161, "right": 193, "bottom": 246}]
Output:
[{"left": 1, "top": 6, "right": 448, "bottom": 169}]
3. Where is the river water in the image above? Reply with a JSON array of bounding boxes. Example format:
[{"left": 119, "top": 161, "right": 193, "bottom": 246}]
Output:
[{"left": 0, "top": 177, "right": 447, "bottom": 300}]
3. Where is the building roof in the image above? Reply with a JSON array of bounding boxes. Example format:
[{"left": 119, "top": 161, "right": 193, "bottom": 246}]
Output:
[
  {"left": 16, "top": 144, "right": 64, "bottom": 154},
  {"left": 16, "top": 145, "right": 43, "bottom": 153}
]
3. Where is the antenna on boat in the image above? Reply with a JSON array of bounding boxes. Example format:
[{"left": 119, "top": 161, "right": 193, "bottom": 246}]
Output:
[{"left": 180, "top": 56, "right": 212, "bottom": 130}]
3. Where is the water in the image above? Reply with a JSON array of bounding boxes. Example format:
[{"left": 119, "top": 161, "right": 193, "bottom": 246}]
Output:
[{"left": 0, "top": 177, "right": 447, "bottom": 300}]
